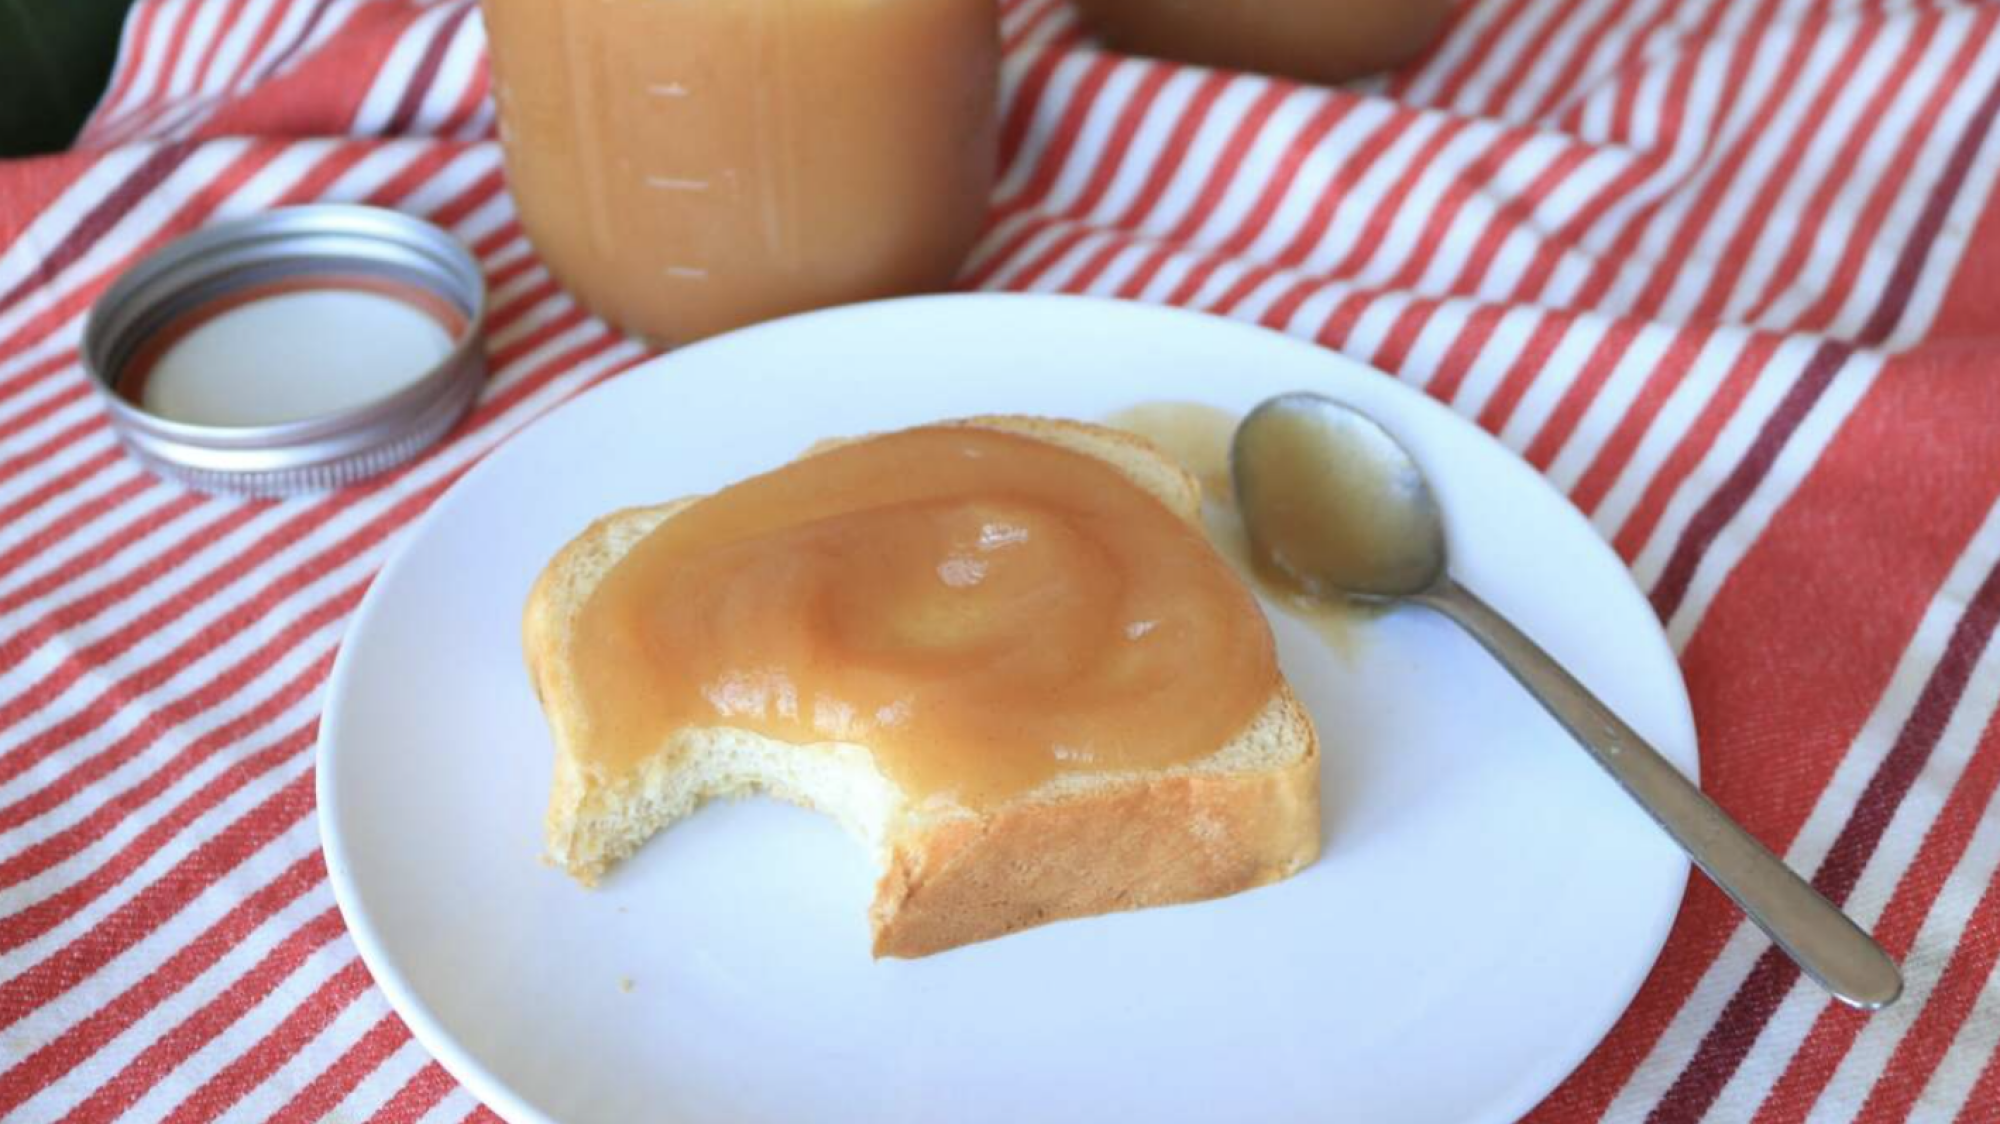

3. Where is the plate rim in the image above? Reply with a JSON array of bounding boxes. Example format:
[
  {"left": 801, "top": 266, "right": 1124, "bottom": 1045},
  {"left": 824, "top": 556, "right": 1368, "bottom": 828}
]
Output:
[{"left": 318, "top": 292, "right": 1695, "bottom": 1124}]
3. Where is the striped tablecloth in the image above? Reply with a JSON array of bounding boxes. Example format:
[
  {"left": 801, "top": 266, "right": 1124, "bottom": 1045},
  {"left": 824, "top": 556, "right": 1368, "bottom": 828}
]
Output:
[{"left": 4, "top": 0, "right": 1999, "bottom": 1119}]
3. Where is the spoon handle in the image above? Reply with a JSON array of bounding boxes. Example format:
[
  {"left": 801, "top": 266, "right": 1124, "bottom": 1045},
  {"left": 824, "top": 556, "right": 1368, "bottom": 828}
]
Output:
[{"left": 1417, "top": 578, "right": 1902, "bottom": 1010}]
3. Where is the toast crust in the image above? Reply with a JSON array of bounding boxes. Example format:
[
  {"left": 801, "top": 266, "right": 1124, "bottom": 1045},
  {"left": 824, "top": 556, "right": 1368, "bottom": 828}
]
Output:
[{"left": 523, "top": 416, "right": 1321, "bottom": 957}]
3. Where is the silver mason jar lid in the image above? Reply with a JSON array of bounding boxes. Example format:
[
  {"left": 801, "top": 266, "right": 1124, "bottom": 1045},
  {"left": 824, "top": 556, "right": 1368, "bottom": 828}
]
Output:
[{"left": 82, "top": 204, "right": 488, "bottom": 496}]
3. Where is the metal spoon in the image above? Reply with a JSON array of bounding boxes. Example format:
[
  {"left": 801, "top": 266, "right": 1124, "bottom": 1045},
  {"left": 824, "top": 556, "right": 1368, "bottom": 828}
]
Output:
[{"left": 1232, "top": 391, "right": 1902, "bottom": 1010}]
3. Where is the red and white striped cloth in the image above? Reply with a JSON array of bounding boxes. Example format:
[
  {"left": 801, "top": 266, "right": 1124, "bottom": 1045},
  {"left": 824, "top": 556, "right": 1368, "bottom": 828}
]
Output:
[{"left": 3, "top": 0, "right": 1998, "bottom": 1118}]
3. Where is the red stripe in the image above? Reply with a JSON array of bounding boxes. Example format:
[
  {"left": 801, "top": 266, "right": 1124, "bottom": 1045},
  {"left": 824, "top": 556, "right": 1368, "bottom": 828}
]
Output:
[
  {"left": 1956, "top": 1049, "right": 2000, "bottom": 1124},
  {"left": 1421, "top": 302, "right": 1508, "bottom": 404},
  {"left": 1753, "top": 707, "right": 2000, "bottom": 1124},
  {"left": 0, "top": 475, "right": 154, "bottom": 599},
  {"left": 0, "top": 141, "right": 197, "bottom": 318},
  {"left": 997, "top": 31, "right": 1087, "bottom": 172},
  {"left": 1623, "top": 12, "right": 1869, "bottom": 317},
  {"left": 0, "top": 415, "right": 107, "bottom": 484},
  {"left": 0, "top": 141, "right": 300, "bottom": 370},
  {"left": 1002, "top": 54, "right": 1121, "bottom": 212},
  {"left": 57, "top": 907, "right": 348, "bottom": 1123},
  {"left": 1108, "top": 72, "right": 1232, "bottom": 229},
  {"left": 1652, "top": 62, "right": 2000, "bottom": 620},
  {"left": 1647, "top": 340, "right": 1847, "bottom": 621},
  {"left": 1521, "top": 318, "right": 1643, "bottom": 470},
  {"left": 0, "top": 377, "right": 88, "bottom": 445},
  {"left": 1608, "top": 333, "right": 1776, "bottom": 561},
  {"left": 0, "top": 447, "right": 125, "bottom": 537},
  {"left": 1447, "top": 143, "right": 1592, "bottom": 297},
  {"left": 1471, "top": 311, "right": 1574, "bottom": 434},
  {"left": 383, "top": 2, "right": 476, "bottom": 136},
  {"left": 0, "top": 349, "right": 86, "bottom": 411},
  {"left": 186, "top": 0, "right": 257, "bottom": 93},
  {"left": 1383, "top": 130, "right": 1535, "bottom": 293},
  {"left": 0, "top": 855, "right": 324, "bottom": 1116},
  {"left": 0, "top": 324, "right": 629, "bottom": 832},
  {"left": 370, "top": 1061, "right": 457, "bottom": 1124},
  {"left": 1690, "top": 14, "right": 1941, "bottom": 325},
  {"left": 267, "top": 1012, "right": 412, "bottom": 1124},
  {"left": 93, "top": 0, "right": 167, "bottom": 130},
  {"left": 1781, "top": 11, "right": 1997, "bottom": 331},
  {"left": 1564, "top": 329, "right": 1709, "bottom": 516},
  {"left": 1521, "top": 0, "right": 1653, "bottom": 121},
  {"left": 1157, "top": 81, "right": 1292, "bottom": 244},
  {"left": 1420, "top": 0, "right": 1541, "bottom": 109},
  {"left": 0, "top": 501, "right": 265, "bottom": 678},
  {"left": 0, "top": 771, "right": 315, "bottom": 1031},
  {"left": 0, "top": 664, "right": 324, "bottom": 891},
  {"left": 1536, "top": 349, "right": 2000, "bottom": 1122},
  {"left": 1649, "top": 551, "right": 2000, "bottom": 1123}
]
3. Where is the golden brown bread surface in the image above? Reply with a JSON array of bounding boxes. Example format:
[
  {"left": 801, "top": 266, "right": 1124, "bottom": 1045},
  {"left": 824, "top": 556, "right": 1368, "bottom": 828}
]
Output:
[{"left": 522, "top": 416, "right": 1321, "bottom": 957}]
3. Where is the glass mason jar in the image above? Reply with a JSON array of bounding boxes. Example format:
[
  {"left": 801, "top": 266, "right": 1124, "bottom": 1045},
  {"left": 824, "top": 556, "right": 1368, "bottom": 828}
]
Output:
[
  {"left": 1070, "top": 0, "right": 1450, "bottom": 86},
  {"left": 481, "top": 0, "right": 1000, "bottom": 344}
]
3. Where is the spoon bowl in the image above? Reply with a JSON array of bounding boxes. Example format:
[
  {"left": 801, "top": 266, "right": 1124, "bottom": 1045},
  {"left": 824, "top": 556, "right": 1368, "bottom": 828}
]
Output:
[{"left": 1231, "top": 391, "right": 1903, "bottom": 1012}]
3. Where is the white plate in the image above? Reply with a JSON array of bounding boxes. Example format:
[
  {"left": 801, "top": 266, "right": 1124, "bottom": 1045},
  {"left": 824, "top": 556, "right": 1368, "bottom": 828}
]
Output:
[{"left": 319, "top": 295, "right": 1693, "bottom": 1124}]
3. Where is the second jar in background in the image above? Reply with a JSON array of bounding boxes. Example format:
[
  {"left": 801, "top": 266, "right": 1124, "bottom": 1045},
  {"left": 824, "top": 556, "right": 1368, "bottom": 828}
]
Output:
[
  {"left": 482, "top": 0, "right": 1000, "bottom": 345},
  {"left": 1071, "top": 0, "right": 1450, "bottom": 87}
]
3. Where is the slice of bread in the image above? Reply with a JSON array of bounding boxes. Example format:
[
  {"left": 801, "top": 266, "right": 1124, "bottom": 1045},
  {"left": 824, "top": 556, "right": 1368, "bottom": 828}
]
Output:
[{"left": 523, "top": 416, "right": 1320, "bottom": 957}]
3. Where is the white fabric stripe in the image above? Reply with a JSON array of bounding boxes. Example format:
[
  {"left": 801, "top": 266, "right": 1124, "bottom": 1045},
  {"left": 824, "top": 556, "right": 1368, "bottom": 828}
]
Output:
[
  {"left": 1494, "top": 315, "right": 1612, "bottom": 452},
  {"left": 0, "top": 472, "right": 174, "bottom": 622},
  {"left": 1545, "top": 326, "right": 1677, "bottom": 493},
  {"left": 216, "top": 972, "right": 395, "bottom": 1124},
  {"left": 1083, "top": 68, "right": 1207, "bottom": 226},
  {"left": 7, "top": 868, "right": 337, "bottom": 1123},
  {"left": 1810, "top": 17, "right": 2000, "bottom": 342},
  {"left": 320, "top": 1036, "right": 432, "bottom": 1124},
  {"left": 419, "top": 1085, "right": 488, "bottom": 1124},
  {"left": 0, "top": 428, "right": 118, "bottom": 515},
  {"left": 2, "top": 805, "right": 323, "bottom": 1097},
  {"left": 1129, "top": 77, "right": 1269, "bottom": 236},
  {"left": 197, "top": 0, "right": 283, "bottom": 97},
  {"left": 1131, "top": 248, "right": 1201, "bottom": 303},
  {"left": 1625, "top": 336, "right": 1810, "bottom": 591},
  {"left": 1222, "top": 270, "right": 1301, "bottom": 326},
  {"left": 1449, "top": 305, "right": 1540, "bottom": 419},
  {"left": 1663, "top": 349, "right": 1877, "bottom": 648},
  {"left": 1078, "top": 243, "right": 1154, "bottom": 297},
  {"left": 0, "top": 314, "right": 612, "bottom": 801},
  {"left": 1889, "top": 27, "right": 2000, "bottom": 352},
  {"left": 5, "top": 716, "right": 324, "bottom": 969},
  {"left": 1720, "top": 11, "right": 1954, "bottom": 324},
  {"left": 0, "top": 150, "right": 153, "bottom": 308},
  {"left": 0, "top": 337, "right": 640, "bottom": 853},
  {"left": 1026, "top": 232, "right": 1120, "bottom": 293},
  {"left": 1412, "top": 132, "right": 1565, "bottom": 296},
  {"left": 1757, "top": 14, "right": 2000, "bottom": 330},
  {"left": 1591, "top": 330, "right": 1748, "bottom": 538},
  {"left": 1429, "top": 0, "right": 1576, "bottom": 117},
  {"left": 1293, "top": 114, "right": 1449, "bottom": 275},
  {"left": 0, "top": 322, "right": 82, "bottom": 385},
  {"left": 1602, "top": 496, "right": 2000, "bottom": 1121},
  {"left": 1401, "top": 299, "right": 1477, "bottom": 391},
  {"left": 1915, "top": 949, "right": 2000, "bottom": 1120},
  {"left": 1532, "top": 0, "right": 1684, "bottom": 129},
  {"left": 1034, "top": 63, "right": 1146, "bottom": 218},
  {"left": 994, "top": 51, "right": 1100, "bottom": 204},
  {"left": 1176, "top": 86, "right": 1322, "bottom": 248},
  {"left": 352, "top": 2, "right": 462, "bottom": 136},
  {"left": 981, "top": 222, "right": 1078, "bottom": 291},
  {"left": 166, "top": 0, "right": 228, "bottom": 98},
  {"left": 410, "top": 2, "right": 486, "bottom": 134},
  {"left": 1237, "top": 100, "right": 1398, "bottom": 263},
  {"left": 1531, "top": 18, "right": 1740, "bottom": 306},
  {"left": 104, "top": 0, "right": 187, "bottom": 124},
  {"left": 1341, "top": 293, "right": 1415, "bottom": 365},
  {"left": 0, "top": 463, "right": 150, "bottom": 601},
  {"left": 0, "top": 140, "right": 253, "bottom": 350},
  {"left": 1601, "top": 15, "right": 1866, "bottom": 315},
  {"left": 0, "top": 680, "right": 323, "bottom": 920},
  {"left": 0, "top": 340, "right": 632, "bottom": 1048},
  {"left": 134, "top": 942, "right": 355, "bottom": 1121},
  {"left": 1343, "top": 120, "right": 1492, "bottom": 286},
  {"left": 1706, "top": 550, "right": 2000, "bottom": 1121}
]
